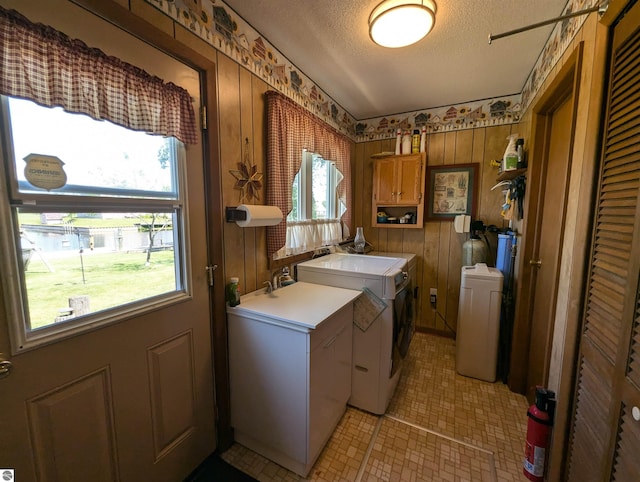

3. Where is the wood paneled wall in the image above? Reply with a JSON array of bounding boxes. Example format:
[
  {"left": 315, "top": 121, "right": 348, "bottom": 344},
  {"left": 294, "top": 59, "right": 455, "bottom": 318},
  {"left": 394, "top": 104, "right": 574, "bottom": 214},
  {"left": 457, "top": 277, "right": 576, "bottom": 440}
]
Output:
[
  {"left": 66, "top": 1, "right": 612, "bottom": 467},
  {"left": 355, "top": 126, "right": 516, "bottom": 334},
  {"left": 216, "top": 53, "right": 515, "bottom": 334},
  {"left": 112, "top": 0, "right": 516, "bottom": 334},
  {"left": 217, "top": 54, "right": 271, "bottom": 297}
]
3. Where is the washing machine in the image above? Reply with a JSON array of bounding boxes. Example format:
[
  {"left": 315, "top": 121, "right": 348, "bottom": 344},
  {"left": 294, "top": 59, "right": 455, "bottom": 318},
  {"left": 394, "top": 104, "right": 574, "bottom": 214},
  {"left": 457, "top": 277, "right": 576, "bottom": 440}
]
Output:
[{"left": 296, "top": 253, "right": 409, "bottom": 415}]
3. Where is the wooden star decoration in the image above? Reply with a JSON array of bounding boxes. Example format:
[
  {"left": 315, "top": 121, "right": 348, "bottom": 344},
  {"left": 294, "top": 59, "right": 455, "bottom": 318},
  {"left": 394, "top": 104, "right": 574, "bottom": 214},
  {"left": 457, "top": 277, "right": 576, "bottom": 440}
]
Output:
[{"left": 229, "top": 138, "right": 263, "bottom": 202}]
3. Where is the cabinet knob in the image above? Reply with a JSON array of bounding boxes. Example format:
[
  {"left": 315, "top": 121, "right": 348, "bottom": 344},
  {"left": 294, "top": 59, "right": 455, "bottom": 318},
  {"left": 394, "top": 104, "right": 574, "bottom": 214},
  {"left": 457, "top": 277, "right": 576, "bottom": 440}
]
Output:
[
  {"left": 529, "top": 259, "right": 542, "bottom": 268},
  {"left": 633, "top": 406, "right": 640, "bottom": 421}
]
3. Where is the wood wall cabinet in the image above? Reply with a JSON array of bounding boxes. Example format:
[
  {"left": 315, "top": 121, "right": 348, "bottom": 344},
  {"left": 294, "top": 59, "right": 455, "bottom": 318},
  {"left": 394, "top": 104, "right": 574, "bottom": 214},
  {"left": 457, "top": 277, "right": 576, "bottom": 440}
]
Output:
[{"left": 372, "top": 152, "right": 426, "bottom": 228}]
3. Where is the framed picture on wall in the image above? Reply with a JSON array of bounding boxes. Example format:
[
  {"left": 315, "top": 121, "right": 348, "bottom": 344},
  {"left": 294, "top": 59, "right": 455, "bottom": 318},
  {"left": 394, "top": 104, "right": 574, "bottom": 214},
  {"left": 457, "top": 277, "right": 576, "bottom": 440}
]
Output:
[{"left": 425, "top": 163, "right": 479, "bottom": 221}]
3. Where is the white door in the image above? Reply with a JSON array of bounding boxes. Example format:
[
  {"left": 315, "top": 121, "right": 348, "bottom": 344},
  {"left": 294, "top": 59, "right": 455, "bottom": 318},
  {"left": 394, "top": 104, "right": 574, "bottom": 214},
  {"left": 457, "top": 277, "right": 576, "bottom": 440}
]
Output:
[{"left": 0, "top": 2, "right": 216, "bottom": 481}]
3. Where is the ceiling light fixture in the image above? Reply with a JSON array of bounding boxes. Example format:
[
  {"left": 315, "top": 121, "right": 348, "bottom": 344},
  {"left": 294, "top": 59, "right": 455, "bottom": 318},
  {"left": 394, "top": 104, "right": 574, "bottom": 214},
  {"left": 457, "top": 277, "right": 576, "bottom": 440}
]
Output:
[{"left": 369, "top": 0, "right": 437, "bottom": 48}]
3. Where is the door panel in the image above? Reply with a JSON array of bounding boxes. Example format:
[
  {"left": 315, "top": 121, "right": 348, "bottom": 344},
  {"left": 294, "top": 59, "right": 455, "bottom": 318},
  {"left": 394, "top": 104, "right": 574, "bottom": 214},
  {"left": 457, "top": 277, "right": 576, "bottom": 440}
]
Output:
[
  {"left": 0, "top": 2, "right": 216, "bottom": 481},
  {"left": 27, "top": 369, "right": 118, "bottom": 482},
  {"left": 525, "top": 96, "right": 573, "bottom": 398},
  {"left": 397, "top": 155, "right": 423, "bottom": 204},
  {"left": 373, "top": 158, "right": 397, "bottom": 203}
]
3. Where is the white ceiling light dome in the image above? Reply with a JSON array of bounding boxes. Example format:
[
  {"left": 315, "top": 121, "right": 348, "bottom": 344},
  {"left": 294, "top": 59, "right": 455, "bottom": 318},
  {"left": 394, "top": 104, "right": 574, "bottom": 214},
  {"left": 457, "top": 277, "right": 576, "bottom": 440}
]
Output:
[{"left": 369, "top": 0, "right": 437, "bottom": 48}]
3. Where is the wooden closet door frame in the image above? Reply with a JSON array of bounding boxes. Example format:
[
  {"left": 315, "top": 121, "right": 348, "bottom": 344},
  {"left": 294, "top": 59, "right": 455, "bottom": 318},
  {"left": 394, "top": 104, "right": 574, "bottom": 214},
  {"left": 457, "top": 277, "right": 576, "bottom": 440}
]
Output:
[
  {"left": 509, "top": 13, "right": 614, "bottom": 478},
  {"left": 566, "top": 1, "right": 640, "bottom": 479},
  {"left": 509, "top": 47, "right": 582, "bottom": 393}
]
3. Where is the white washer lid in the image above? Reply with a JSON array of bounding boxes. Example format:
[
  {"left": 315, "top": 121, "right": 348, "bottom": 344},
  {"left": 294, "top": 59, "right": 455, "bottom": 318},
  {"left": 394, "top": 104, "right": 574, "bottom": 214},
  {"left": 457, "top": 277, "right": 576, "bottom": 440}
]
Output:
[
  {"left": 368, "top": 251, "right": 416, "bottom": 268},
  {"left": 298, "top": 253, "right": 407, "bottom": 277}
]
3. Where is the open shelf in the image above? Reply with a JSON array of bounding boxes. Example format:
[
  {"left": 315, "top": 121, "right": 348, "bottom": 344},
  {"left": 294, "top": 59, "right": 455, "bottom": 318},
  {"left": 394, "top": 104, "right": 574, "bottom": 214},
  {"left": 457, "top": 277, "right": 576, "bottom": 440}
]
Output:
[{"left": 497, "top": 168, "right": 527, "bottom": 181}]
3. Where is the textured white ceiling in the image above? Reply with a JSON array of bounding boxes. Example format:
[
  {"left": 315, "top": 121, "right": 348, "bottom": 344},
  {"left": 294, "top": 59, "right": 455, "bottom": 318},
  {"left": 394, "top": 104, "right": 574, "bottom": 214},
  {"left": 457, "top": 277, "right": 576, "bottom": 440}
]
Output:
[{"left": 223, "top": 0, "right": 569, "bottom": 120}]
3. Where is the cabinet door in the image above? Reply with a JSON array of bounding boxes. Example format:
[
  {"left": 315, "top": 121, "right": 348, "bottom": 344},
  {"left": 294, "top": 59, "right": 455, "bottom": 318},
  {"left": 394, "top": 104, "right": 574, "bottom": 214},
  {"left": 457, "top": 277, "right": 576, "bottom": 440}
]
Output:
[
  {"left": 396, "top": 155, "right": 423, "bottom": 204},
  {"left": 309, "top": 308, "right": 352, "bottom": 465},
  {"left": 373, "top": 158, "right": 397, "bottom": 203}
]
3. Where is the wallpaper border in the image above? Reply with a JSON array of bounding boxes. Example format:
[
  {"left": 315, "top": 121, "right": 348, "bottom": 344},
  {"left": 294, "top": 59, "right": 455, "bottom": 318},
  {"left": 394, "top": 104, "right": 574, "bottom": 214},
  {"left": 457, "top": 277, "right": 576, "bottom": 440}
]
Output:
[{"left": 144, "top": 0, "right": 593, "bottom": 142}]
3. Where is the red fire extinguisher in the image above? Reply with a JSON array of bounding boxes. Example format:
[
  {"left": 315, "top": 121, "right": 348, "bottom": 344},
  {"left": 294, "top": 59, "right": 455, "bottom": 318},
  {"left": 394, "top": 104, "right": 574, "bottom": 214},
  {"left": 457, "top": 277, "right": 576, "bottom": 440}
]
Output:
[{"left": 523, "top": 387, "right": 556, "bottom": 481}]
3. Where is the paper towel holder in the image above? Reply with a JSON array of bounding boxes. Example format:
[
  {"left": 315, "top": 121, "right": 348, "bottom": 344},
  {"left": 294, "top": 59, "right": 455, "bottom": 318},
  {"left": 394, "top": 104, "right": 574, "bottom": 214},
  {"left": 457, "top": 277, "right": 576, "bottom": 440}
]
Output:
[
  {"left": 225, "top": 206, "right": 247, "bottom": 222},
  {"left": 226, "top": 204, "right": 283, "bottom": 227}
]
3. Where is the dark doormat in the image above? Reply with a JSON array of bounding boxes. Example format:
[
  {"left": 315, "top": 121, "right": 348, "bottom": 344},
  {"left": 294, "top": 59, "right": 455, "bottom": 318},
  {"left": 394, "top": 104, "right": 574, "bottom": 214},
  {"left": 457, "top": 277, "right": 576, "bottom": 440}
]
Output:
[{"left": 186, "top": 453, "right": 258, "bottom": 482}]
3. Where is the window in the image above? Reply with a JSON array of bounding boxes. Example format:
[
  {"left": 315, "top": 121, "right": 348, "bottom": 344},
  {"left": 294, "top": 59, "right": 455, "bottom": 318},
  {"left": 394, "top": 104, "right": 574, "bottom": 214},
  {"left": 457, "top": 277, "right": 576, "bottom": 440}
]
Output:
[
  {"left": 265, "top": 91, "right": 352, "bottom": 260},
  {"left": 0, "top": 96, "right": 189, "bottom": 350},
  {"left": 289, "top": 151, "right": 344, "bottom": 222},
  {"left": 277, "top": 150, "right": 345, "bottom": 257}
]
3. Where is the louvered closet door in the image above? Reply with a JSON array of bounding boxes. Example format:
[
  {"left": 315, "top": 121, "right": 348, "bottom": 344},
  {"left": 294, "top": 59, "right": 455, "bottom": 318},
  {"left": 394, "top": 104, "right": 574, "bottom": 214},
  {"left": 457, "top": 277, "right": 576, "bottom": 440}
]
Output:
[{"left": 567, "top": 3, "right": 640, "bottom": 481}]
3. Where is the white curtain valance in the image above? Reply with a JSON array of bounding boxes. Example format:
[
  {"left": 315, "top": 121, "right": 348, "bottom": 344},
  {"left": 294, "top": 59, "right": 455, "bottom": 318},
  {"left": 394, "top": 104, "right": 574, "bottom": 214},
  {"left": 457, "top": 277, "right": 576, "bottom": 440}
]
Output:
[{"left": 275, "top": 219, "right": 343, "bottom": 258}]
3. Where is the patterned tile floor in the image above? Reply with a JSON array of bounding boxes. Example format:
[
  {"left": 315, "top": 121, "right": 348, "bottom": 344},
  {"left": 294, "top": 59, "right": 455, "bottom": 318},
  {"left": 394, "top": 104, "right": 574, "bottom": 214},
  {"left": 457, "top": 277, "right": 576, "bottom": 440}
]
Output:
[{"left": 221, "top": 333, "right": 529, "bottom": 481}]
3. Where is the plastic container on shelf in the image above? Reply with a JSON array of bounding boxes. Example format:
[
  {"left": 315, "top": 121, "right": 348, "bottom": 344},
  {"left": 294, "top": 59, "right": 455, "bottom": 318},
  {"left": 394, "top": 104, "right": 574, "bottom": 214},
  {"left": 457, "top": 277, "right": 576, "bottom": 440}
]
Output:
[
  {"left": 411, "top": 129, "right": 420, "bottom": 153},
  {"left": 516, "top": 138, "right": 526, "bottom": 168},
  {"left": 401, "top": 131, "right": 411, "bottom": 154},
  {"left": 503, "top": 134, "right": 519, "bottom": 171}
]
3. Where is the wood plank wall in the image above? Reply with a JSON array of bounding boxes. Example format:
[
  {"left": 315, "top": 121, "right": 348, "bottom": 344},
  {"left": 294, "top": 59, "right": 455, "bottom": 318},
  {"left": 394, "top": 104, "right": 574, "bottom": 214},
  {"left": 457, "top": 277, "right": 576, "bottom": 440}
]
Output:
[
  {"left": 217, "top": 54, "right": 271, "bottom": 298},
  {"left": 115, "top": 0, "right": 517, "bottom": 334},
  {"left": 217, "top": 49, "right": 518, "bottom": 332},
  {"left": 59, "top": 2, "right": 610, "bottom": 470},
  {"left": 355, "top": 126, "right": 515, "bottom": 334}
]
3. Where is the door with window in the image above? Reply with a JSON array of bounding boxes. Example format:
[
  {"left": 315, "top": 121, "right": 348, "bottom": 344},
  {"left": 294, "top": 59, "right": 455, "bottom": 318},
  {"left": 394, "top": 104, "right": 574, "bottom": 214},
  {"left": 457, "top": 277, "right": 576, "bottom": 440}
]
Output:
[{"left": 0, "top": 3, "right": 215, "bottom": 481}]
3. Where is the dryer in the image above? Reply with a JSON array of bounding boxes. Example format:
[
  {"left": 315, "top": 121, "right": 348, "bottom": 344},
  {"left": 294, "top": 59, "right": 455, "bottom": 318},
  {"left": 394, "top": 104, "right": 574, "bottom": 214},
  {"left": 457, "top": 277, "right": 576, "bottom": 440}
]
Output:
[
  {"left": 369, "top": 252, "right": 417, "bottom": 359},
  {"left": 296, "top": 253, "right": 409, "bottom": 415}
]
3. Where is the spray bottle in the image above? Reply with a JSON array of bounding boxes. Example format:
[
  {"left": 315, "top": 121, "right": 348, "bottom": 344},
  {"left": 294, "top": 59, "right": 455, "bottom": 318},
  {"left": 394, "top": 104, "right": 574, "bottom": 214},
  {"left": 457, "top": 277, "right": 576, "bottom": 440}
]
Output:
[{"left": 503, "top": 134, "right": 519, "bottom": 171}]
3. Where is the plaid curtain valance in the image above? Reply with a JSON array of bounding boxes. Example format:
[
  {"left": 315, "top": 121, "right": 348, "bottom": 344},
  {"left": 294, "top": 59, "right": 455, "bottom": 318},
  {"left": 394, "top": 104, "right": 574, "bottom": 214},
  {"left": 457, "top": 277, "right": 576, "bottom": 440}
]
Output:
[
  {"left": 0, "top": 6, "right": 197, "bottom": 145},
  {"left": 265, "top": 90, "right": 352, "bottom": 258}
]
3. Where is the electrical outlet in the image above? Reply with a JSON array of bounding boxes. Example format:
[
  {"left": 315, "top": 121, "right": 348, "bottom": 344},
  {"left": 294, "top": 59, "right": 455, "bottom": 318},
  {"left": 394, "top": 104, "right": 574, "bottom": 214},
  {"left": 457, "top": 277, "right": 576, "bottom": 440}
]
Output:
[{"left": 430, "top": 288, "right": 437, "bottom": 304}]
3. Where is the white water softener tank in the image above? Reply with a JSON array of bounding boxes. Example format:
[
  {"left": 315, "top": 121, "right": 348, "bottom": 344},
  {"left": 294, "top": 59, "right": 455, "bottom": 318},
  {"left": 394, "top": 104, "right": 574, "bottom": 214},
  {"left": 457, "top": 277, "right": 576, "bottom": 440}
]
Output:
[{"left": 456, "top": 263, "right": 503, "bottom": 382}]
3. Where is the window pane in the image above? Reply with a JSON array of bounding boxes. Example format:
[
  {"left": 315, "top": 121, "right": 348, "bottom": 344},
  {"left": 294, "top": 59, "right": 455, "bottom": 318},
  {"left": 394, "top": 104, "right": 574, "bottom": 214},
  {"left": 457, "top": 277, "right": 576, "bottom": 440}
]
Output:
[
  {"left": 287, "top": 152, "right": 344, "bottom": 222},
  {"left": 290, "top": 172, "right": 300, "bottom": 220},
  {"left": 311, "top": 156, "right": 328, "bottom": 219},
  {"left": 8, "top": 97, "right": 177, "bottom": 198},
  {"left": 19, "top": 209, "right": 180, "bottom": 330}
]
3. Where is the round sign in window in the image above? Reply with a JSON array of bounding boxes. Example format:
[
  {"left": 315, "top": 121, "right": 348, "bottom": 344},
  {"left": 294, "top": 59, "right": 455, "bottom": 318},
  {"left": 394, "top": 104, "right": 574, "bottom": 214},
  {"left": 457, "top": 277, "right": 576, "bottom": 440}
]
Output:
[{"left": 23, "top": 154, "right": 67, "bottom": 190}]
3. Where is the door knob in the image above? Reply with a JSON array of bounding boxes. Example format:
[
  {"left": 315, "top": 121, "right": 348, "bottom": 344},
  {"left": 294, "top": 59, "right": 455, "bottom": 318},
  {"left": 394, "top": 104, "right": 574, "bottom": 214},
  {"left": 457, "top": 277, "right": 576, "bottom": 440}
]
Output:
[
  {"left": 529, "top": 259, "right": 542, "bottom": 267},
  {"left": 0, "top": 360, "right": 13, "bottom": 379}
]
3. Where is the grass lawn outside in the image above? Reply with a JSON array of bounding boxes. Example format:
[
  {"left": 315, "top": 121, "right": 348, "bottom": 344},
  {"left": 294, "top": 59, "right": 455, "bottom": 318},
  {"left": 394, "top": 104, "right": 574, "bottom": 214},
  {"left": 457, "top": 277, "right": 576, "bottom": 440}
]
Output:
[{"left": 25, "top": 249, "right": 176, "bottom": 329}]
